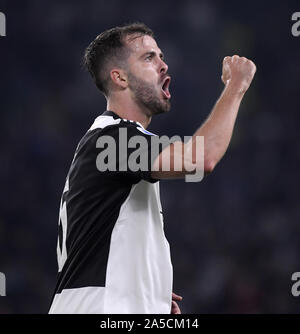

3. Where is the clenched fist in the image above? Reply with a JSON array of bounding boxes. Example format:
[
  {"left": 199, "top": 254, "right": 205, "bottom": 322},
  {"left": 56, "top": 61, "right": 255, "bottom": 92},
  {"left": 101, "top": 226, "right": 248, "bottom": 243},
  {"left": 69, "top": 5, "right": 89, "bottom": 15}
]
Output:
[{"left": 221, "top": 55, "right": 256, "bottom": 94}]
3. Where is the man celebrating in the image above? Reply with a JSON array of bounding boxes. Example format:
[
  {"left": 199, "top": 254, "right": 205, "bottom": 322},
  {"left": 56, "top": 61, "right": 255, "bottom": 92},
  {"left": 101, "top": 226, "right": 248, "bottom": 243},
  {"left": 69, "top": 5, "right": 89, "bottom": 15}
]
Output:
[{"left": 49, "top": 23, "right": 256, "bottom": 314}]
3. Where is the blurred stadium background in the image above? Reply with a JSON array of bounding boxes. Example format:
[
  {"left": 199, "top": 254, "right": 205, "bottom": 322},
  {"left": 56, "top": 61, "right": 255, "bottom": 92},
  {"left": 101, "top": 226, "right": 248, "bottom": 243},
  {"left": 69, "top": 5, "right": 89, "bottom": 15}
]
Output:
[{"left": 0, "top": 0, "right": 300, "bottom": 313}]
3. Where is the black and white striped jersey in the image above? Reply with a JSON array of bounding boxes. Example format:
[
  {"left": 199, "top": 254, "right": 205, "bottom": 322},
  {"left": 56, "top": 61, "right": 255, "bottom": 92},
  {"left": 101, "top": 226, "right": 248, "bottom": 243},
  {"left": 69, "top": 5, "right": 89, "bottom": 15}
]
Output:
[{"left": 49, "top": 110, "right": 173, "bottom": 314}]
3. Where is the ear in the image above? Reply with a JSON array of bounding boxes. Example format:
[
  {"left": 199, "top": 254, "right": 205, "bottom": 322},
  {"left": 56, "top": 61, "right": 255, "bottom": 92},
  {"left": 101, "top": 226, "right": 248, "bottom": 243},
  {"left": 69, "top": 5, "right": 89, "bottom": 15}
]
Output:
[{"left": 110, "top": 69, "right": 128, "bottom": 89}]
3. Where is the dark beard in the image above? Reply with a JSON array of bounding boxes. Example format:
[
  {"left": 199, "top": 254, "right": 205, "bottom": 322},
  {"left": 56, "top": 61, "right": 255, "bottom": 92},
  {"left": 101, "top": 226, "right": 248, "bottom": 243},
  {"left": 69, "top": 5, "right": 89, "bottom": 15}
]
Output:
[{"left": 127, "top": 72, "right": 171, "bottom": 116}]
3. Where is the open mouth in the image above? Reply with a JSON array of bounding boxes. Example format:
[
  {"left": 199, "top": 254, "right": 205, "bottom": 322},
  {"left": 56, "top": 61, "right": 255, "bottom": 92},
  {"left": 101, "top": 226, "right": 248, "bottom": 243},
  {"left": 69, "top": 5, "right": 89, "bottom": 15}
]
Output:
[{"left": 161, "top": 76, "right": 171, "bottom": 100}]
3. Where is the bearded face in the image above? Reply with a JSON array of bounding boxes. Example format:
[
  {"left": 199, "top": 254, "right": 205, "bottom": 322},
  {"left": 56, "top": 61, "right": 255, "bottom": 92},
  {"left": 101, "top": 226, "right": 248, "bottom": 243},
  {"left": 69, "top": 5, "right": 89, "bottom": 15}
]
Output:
[
  {"left": 127, "top": 70, "right": 171, "bottom": 117},
  {"left": 127, "top": 71, "right": 171, "bottom": 116}
]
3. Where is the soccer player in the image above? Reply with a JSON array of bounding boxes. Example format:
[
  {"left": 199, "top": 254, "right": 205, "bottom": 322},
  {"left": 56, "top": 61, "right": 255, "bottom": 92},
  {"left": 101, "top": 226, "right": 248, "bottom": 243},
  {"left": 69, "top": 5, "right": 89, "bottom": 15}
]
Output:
[{"left": 49, "top": 23, "right": 256, "bottom": 314}]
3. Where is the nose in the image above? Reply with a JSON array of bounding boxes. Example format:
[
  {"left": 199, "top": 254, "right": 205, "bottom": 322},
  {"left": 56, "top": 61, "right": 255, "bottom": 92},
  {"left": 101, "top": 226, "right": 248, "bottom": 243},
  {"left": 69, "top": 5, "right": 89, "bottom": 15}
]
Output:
[{"left": 159, "top": 59, "right": 168, "bottom": 74}]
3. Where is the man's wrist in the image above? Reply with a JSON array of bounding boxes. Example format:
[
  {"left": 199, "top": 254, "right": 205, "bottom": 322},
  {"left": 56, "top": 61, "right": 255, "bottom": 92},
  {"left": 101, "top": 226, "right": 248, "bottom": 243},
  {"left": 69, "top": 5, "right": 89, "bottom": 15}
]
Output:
[{"left": 224, "top": 80, "right": 247, "bottom": 98}]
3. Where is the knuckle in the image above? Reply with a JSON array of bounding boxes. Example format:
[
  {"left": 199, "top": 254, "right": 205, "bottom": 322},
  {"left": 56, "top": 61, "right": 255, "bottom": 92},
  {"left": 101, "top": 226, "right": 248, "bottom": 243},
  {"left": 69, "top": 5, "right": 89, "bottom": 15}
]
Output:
[{"left": 223, "top": 56, "right": 230, "bottom": 63}]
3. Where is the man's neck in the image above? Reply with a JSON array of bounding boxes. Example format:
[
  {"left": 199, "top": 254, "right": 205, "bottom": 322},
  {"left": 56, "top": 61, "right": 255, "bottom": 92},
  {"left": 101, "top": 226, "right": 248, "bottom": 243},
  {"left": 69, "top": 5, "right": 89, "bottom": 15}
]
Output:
[{"left": 107, "top": 97, "right": 152, "bottom": 129}]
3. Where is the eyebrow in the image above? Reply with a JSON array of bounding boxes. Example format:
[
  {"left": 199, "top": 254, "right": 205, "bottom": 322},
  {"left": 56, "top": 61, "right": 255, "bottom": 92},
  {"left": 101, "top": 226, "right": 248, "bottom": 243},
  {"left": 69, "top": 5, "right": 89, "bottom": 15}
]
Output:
[{"left": 140, "top": 51, "right": 165, "bottom": 60}]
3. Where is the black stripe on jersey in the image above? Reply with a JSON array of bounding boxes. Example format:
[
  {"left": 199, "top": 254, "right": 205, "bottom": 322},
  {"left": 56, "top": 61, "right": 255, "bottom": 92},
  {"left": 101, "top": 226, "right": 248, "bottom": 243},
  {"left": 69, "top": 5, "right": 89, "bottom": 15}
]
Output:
[{"left": 53, "top": 128, "right": 133, "bottom": 296}]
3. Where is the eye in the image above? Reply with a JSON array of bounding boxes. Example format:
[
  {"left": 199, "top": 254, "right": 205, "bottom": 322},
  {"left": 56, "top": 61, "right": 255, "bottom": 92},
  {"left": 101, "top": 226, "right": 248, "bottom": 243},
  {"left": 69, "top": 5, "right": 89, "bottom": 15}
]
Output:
[{"left": 145, "top": 54, "right": 153, "bottom": 62}]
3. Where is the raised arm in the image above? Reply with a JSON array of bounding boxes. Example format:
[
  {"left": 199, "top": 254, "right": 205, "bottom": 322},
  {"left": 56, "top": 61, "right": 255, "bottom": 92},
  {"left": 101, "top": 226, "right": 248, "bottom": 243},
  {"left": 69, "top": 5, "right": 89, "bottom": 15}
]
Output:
[{"left": 151, "top": 55, "right": 256, "bottom": 180}]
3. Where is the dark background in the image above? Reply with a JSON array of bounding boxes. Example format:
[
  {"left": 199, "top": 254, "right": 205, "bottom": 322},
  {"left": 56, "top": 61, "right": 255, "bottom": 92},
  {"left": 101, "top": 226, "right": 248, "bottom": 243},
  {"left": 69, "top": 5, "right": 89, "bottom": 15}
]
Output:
[{"left": 0, "top": 0, "right": 299, "bottom": 313}]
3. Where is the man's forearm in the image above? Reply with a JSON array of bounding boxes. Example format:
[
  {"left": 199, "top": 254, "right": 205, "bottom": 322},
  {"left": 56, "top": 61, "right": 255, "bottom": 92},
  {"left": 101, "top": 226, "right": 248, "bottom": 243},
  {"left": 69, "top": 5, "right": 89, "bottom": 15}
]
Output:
[{"left": 192, "top": 82, "right": 245, "bottom": 171}]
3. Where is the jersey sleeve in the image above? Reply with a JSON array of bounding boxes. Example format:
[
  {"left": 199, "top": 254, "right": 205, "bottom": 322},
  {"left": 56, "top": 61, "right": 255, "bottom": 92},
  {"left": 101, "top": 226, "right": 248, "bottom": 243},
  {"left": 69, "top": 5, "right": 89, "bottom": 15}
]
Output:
[{"left": 95, "top": 121, "right": 165, "bottom": 184}]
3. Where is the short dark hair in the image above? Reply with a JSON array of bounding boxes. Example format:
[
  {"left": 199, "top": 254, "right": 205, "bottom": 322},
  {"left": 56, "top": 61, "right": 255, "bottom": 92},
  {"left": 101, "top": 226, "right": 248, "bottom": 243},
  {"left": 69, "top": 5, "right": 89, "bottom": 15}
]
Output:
[{"left": 83, "top": 23, "right": 154, "bottom": 97}]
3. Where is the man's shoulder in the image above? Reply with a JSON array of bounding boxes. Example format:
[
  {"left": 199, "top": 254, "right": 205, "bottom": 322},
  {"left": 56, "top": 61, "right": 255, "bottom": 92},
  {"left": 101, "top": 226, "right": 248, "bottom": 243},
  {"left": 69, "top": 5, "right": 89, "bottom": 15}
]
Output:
[
  {"left": 88, "top": 114, "right": 157, "bottom": 138},
  {"left": 89, "top": 114, "right": 139, "bottom": 132}
]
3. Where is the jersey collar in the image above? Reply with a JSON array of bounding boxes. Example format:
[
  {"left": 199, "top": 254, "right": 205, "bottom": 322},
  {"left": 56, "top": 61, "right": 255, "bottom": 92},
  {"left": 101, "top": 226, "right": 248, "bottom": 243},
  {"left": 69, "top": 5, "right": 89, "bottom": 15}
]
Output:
[
  {"left": 102, "top": 110, "right": 120, "bottom": 119},
  {"left": 101, "top": 110, "right": 145, "bottom": 130}
]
